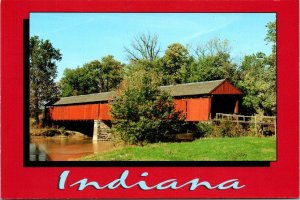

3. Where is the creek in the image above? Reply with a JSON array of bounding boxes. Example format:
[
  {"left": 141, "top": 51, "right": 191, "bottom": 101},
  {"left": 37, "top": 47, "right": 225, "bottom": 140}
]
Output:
[{"left": 30, "top": 137, "right": 113, "bottom": 161}]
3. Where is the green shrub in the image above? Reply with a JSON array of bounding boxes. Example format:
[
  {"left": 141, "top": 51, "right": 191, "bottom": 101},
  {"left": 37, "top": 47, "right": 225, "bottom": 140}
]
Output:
[
  {"left": 195, "top": 122, "right": 214, "bottom": 137},
  {"left": 214, "top": 120, "right": 246, "bottom": 137},
  {"left": 248, "top": 109, "right": 276, "bottom": 136},
  {"left": 218, "top": 120, "right": 232, "bottom": 137},
  {"left": 110, "top": 69, "right": 186, "bottom": 145}
]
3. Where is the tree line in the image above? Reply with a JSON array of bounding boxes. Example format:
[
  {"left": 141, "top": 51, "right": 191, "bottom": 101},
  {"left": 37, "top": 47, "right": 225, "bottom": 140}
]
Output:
[{"left": 30, "top": 21, "right": 276, "bottom": 127}]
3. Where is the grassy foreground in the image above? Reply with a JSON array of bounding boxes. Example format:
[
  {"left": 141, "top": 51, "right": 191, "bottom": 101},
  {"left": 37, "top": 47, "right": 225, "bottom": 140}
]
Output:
[{"left": 81, "top": 137, "right": 276, "bottom": 161}]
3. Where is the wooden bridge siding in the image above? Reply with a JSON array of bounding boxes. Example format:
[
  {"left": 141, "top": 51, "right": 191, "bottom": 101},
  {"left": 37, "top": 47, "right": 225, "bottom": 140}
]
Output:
[
  {"left": 174, "top": 99, "right": 187, "bottom": 118},
  {"left": 48, "top": 104, "right": 100, "bottom": 120},
  {"left": 210, "top": 80, "right": 242, "bottom": 95},
  {"left": 49, "top": 98, "right": 212, "bottom": 122},
  {"left": 49, "top": 103, "right": 112, "bottom": 121},
  {"left": 99, "top": 103, "right": 111, "bottom": 120},
  {"left": 175, "top": 98, "right": 211, "bottom": 121},
  {"left": 186, "top": 98, "right": 211, "bottom": 121}
]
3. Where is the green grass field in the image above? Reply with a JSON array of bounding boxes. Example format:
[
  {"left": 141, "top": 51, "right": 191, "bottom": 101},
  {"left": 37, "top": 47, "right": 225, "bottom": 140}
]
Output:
[{"left": 81, "top": 137, "right": 276, "bottom": 161}]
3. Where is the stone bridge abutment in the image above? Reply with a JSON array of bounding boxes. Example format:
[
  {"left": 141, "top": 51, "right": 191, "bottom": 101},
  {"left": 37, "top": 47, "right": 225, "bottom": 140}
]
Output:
[{"left": 93, "top": 120, "right": 112, "bottom": 141}]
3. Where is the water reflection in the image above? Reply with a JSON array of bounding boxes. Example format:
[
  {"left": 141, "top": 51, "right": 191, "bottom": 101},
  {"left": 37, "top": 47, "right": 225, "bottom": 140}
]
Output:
[
  {"left": 30, "top": 143, "right": 48, "bottom": 161},
  {"left": 30, "top": 137, "right": 113, "bottom": 161}
]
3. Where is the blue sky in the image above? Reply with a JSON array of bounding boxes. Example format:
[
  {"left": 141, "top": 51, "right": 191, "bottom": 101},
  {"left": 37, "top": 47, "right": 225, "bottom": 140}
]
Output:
[{"left": 30, "top": 13, "right": 275, "bottom": 81}]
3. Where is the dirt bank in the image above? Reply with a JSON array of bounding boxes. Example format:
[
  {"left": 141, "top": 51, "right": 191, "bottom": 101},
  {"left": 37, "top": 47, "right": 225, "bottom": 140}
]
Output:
[{"left": 30, "top": 128, "right": 88, "bottom": 139}]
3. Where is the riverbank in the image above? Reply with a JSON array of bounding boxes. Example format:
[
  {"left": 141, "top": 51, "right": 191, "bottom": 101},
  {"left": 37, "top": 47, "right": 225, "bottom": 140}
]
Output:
[
  {"left": 30, "top": 128, "right": 88, "bottom": 138},
  {"left": 80, "top": 136, "right": 276, "bottom": 161},
  {"left": 30, "top": 117, "right": 88, "bottom": 138}
]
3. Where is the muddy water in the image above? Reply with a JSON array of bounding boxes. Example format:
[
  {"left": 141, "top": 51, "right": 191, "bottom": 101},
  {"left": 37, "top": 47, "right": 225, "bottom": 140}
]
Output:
[{"left": 30, "top": 137, "right": 114, "bottom": 161}]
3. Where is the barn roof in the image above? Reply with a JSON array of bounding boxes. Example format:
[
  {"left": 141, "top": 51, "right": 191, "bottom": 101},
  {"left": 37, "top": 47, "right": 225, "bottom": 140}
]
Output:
[{"left": 52, "top": 79, "right": 240, "bottom": 106}]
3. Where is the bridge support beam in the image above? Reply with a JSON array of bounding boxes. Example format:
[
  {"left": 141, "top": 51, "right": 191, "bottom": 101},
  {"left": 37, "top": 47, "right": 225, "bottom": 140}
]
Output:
[{"left": 93, "top": 120, "right": 111, "bottom": 141}]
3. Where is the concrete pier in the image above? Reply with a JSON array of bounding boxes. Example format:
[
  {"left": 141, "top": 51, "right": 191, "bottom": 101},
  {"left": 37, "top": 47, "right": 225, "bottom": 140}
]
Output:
[{"left": 93, "top": 120, "right": 111, "bottom": 141}]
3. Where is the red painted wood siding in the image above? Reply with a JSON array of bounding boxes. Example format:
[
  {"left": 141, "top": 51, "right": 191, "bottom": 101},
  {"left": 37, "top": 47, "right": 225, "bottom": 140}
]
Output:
[
  {"left": 48, "top": 103, "right": 112, "bottom": 121},
  {"left": 99, "top": 103, "right": 111, "bottom": 120},
  {"left": 48, "top": 104, "right": 100, "bottom": 120},
  {"left": 186, "top": 98, "right": 211, "bottom": 121},
  {"left": 175, "top": 98, "right": 211, "bottom": 121},
  {"left": 174, "top": 99, "right": 187, "bottom": 117},
  {"left": 48, "top": 98, "right": 212, "bottom": 121},
  {"left": 210, "top": 80, "right": 242, "bottom": 95}
]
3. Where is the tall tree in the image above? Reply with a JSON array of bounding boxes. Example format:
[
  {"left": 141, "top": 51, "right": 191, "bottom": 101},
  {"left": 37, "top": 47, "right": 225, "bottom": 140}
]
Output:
[
  {"left": 162, "top": 43, "right": 192, "bottom": 85},
  {"left": 265, "top": 21, "right": 276, "bottom": 51},
  {"left": 236, "top": 21, "right": 276, "bottom": 116},
  {"left": 60, "top": 62, "right": 100, "bottom": 97},
  {"left": 99, "top": 55, "right": 124, "bottom": 92},
  {"left": 125, "top": 58, "right": 164, "bottom": 77},
  {"left": 237, "top": 52, "right": 275, "bottom": 115},
  {"left": 179, "top": 38, "right": 237, "bottom": 84},
  {"left": 264, "top": 21, "right": 276, "bottom": 73},
  {"left": 124, "top": 33, "right": 160, "bottom": 62},
  {"left": 30, "top": 36, "right": 62, "bottom": 124},
  {"left": 60, "top": 55, "right": 124, "bottom": 96},
  {"left": 194, "top": 38, "right": 231, "bottom": 58}
]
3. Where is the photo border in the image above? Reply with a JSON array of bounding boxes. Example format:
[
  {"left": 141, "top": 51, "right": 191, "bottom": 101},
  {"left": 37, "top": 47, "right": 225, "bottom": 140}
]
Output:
[{"left": 24, "top": 13, "right": 276, "bottom": 167}]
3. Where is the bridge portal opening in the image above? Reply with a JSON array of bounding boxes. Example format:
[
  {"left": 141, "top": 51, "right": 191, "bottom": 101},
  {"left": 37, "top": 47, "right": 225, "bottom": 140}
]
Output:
[
  {"left": 210, "top": 95, "right": 240, "bottom": 118},
  {"left": 53, "top": 120, "right": 94, "bottom": 137}
]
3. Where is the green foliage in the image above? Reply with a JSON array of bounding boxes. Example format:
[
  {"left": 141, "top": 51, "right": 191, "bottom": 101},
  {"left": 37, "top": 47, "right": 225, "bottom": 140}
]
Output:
[
  {"left": 162, "top": 43, "right": 192, "bottom": 85},
  {"left": 126, "top": 58, "right": 165, "bottom": 77},
  {"left": 110, "top": 69, "right": 186, "bottom": 145},
  {"left": 30, "top": 36, "right": 62, "bottom": 124},
  {"left": 196, "top": 120, "right": 245, "bottom": 138},
  {"left": 60, "top": 62, "right": 100, "bottom": 96},
  {"left": 126, "top": 42, "right": 193, "bottom": 86},
  {"left": 236, "top": 52, "right": 276, "bottom": 115},
  {"left": 164, "top": 43, "right": 190, "bottom": 73},
  {"left": 195, "top": 122, "right": 214, "bottom": 137},
  {"left": 60, "top": 55, "right": 124, "bottom": 96},
  {"left": 196, "top": 117, "right": 275, "bottom": 138},
  {"left": 100, "top": 55, "right": 125, "bottom": 92},
  {"left": 248, "top": 109, "right": 276, "bottom": 137},
  {"left": 179, "top": 38, "right": 238, "bottom": 84},
  {"left": 215, "top": 120, "right": 244, "bottom": 137},
  {"left": 265, "top": 21, "right": 276, "bottom": 53},
  {"left": 234, "top": 21, "right": 276, "bottom": 116}
]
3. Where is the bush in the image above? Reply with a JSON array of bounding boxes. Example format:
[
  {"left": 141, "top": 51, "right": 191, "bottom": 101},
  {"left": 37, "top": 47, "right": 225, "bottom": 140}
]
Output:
[
  {"left": 212, "top": 120, "right": 246, "bottom": 137},
  {"left": 195, "top": 122, "right": 214, "bottom": 137},
  {"left": 110, "top": 69, "right": 186, "bottom": 145},
  {"left": 248, "top": 109, "right": 276, "bottom": 136}
]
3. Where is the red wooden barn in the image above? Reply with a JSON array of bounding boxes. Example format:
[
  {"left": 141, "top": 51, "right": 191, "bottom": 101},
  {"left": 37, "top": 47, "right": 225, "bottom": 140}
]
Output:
[{"left": 46, "top": 79, "right": 242, "bottom": 122}]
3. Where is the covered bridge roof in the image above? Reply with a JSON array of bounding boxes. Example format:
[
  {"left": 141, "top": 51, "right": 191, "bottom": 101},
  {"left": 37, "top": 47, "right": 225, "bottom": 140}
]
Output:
[
  {"left": 52, "top": 92, "right": 114, "bottom": 106},
  {"left": 52, "top": 79, "right": 241, "bottom": 106},
  {"left": 161, "top": 79, "right": 224, "bottom": 97}
]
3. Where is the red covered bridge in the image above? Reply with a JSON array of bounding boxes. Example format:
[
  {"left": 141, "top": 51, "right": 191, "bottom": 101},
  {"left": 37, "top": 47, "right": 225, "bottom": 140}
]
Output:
[{"left": 46, "top": 79, "right": 242, "bottom": 140}]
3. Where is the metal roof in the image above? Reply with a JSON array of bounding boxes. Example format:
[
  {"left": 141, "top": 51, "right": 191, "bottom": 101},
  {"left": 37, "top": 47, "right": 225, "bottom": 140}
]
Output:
[{"left": 52, "top": 79, "right": 227, "bottom": 106}]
